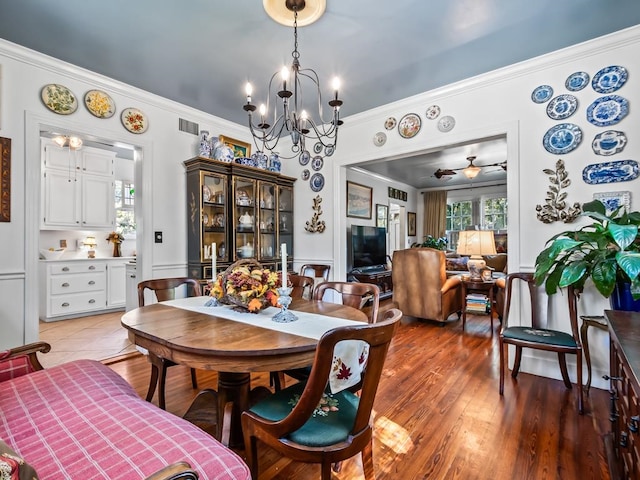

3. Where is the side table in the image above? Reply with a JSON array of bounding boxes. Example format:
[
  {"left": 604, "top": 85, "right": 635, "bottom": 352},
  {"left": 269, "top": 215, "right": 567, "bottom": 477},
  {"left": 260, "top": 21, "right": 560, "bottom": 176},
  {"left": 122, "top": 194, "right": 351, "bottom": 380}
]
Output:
[
  {"left": 461, "top": 278, "right": 496, "bottom": 334},
  {"left": 579, "top": 315, "right": 608, "bottom": 393}
]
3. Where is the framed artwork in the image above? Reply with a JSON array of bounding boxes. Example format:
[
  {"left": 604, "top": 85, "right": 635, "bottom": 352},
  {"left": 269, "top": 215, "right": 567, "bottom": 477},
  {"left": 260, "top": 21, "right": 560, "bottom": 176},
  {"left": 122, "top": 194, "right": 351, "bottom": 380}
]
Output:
[
  {"left": 407, "top": 212, "right": 416, "bottom": 236},
  {"left": 494, "top": 233, "right": 508, "bottom": 253},
  {"left": 219, "top": 135, "right": 251, "bottom": 158},
  {"left": 0, "top": 137, "right": 10, "bottom": 222},
  {"left": 346, "top": 181, "right": 372, "bottom": 219},
  {"left": 376, "top": 204, "right": 388, "bottom": 229}
]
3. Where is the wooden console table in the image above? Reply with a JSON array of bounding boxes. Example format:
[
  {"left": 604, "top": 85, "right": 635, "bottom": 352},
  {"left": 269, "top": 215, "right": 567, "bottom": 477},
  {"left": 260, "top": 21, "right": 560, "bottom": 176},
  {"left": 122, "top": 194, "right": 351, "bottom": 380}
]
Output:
[{"left": 350, "top": 269, "right": 393, "bottom": 300}]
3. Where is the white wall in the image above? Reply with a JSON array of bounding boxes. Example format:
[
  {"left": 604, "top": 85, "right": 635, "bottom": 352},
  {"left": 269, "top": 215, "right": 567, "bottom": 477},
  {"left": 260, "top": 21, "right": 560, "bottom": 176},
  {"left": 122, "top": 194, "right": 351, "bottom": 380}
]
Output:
[{"left": 2, "top": 26, "right": 639, "bottom": 391}]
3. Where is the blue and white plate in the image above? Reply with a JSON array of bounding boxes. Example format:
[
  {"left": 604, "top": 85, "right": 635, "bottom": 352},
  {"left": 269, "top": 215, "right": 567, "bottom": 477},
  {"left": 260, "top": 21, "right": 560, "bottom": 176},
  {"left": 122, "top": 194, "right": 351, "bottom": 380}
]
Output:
[
  {"left": 586, "top": 95, "right": 629, "bottom": 127},
  {"left": 310, "top": 172, "right": 325, "bottom": 192},
  {"left": 593, "top": 191, "right": 631, "bottom": 215},
  {"left": 546, "top": 94, "right": 578, "bottom": 120},
  {"left": 582, "top": 160, "right": 639, "bottom": 185},
  {"left": 299, "top": 150, "right": 310, "bottom": 166},
  {"left": 592, "top": 130, "right": 627, "bottom": 156},
  {"left": 312, "top": 155, "right": 323, "bottom": 171},
  {"left": 592, "top": 65, "right": 628, "bottom": 94},
  {"left": 301, "top": 169, "right": 310, "bottom": 181},
  {"left": 531, "top": 85, "right": 553, "bottom": 104},
  {"left": 565, "top": 71, "right": 590, "bottom": 91},
  {"left": 542, "top": 123, "right": 582, "bottom": 155},
  {"left": 313, "top": 142, "right": 323, "bottom": 154}
]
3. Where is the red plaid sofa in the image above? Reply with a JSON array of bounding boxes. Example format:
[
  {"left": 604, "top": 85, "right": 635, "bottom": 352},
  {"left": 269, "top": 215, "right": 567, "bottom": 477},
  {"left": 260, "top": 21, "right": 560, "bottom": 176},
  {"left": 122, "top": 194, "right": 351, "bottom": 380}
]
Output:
[{"left": 0, "top": 342, "right": 250, "bottom": 480}]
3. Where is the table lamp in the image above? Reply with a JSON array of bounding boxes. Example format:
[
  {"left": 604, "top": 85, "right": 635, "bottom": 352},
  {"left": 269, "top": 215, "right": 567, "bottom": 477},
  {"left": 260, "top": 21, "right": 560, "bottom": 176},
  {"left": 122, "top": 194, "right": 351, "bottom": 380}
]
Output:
[
  {"left": 456, "top": 230, "right": 497, "bottom": 280},
  {"left": 83, "top": 236, "right": 97, "bottom": 258}
]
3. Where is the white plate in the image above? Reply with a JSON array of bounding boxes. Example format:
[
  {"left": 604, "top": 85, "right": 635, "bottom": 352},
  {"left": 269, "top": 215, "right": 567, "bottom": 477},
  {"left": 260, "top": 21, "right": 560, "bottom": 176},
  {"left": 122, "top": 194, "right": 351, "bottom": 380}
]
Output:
[
  {"left": 373, "top": 132, "right": 387, "bottom": 146},
  {"left": 425, "top": 105, "right": 440, "bottom": 120},
  {"left": 546, "top": 94, "right": 578, "bottom": 120},
  {"left": 384, "top": 117, "right": 397, "bottom": 130},
  {"left": 398, "top": 113, "right": 421, "bottom": 138},
  {"left": 41, "top": 84, "right": 78, "bottom": 115},
  {"left": 84, "top": 89, "right": 115, "bottom": 118},
  {"left": 437, "top": 115, "right": 455, "bottom": 132}
]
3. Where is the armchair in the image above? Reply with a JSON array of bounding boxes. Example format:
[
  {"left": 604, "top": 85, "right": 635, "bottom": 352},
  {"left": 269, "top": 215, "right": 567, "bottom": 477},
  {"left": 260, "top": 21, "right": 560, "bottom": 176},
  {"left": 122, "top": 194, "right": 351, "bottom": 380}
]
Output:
[{"left": 392, "top": 247, "right": 464, "bottom": 324}]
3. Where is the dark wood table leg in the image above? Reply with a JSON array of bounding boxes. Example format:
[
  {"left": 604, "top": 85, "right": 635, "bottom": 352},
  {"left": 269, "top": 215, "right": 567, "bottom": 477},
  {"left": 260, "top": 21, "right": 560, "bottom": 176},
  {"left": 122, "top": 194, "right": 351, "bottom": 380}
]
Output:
[
  {"left": 579, "top": 315, "right": 608, "bottom": 394},
  {"left": 217, "top": 372, "right": 251, "bottom": 448}
]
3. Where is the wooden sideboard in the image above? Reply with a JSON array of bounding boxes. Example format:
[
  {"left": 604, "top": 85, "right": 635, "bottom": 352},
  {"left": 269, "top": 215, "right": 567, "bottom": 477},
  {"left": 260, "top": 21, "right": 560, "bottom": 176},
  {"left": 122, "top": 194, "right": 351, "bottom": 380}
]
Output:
[
  {"left": 605, "top": 309, "right": 640, "bottom": 480},
  {"left": 349, "top": 269, "right": 393, "bottom": 300}
]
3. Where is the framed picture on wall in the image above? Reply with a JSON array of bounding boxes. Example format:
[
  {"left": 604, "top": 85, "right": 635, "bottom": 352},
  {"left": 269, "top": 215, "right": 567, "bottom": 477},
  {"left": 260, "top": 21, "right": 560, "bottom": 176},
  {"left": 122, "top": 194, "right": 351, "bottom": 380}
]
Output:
[
  {"left": 346, "top": 181, "right": 373, "bottom": 219},
  {"left": 0, "top": 137, "right": 10, "bottom": 222},
  {"left": 376, "top": 204, "right": 388, "bottom": 229},
  {"left": 407, "top": 211, "right": 416, "bottom": 236},
  {"left": 219, "top": 135, "right": 251, "bottom": 158}
]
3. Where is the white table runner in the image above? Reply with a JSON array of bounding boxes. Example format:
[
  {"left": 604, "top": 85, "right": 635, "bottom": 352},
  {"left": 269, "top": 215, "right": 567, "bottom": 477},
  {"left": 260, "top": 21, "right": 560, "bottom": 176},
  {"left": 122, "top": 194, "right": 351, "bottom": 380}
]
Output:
[{"left": 162, "top": 296, "right": 362, "bottom": 340}]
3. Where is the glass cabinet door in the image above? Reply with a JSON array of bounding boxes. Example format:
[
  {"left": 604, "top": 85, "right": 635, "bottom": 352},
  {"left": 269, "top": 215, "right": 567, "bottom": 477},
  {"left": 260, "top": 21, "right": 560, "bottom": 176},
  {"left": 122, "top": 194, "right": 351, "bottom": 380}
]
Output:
[
  {"left": 258, "top": 181, "right": 277, "bottom": 261},
  {"left": 201, "top": 172, "right": 227, "bottom": 270},
  {"left": 233, "top": 176, "right": 256, "bottom": 260},
  {"left": 278, "top": 185, "right": 294, "bottom": 271}
]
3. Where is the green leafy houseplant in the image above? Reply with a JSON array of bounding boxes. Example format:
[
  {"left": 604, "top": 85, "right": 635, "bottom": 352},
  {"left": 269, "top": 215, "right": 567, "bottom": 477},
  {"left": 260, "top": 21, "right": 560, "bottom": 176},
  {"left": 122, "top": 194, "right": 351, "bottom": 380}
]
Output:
[
  {"left": 534, "top": 200, "right": 640, "bottom": 300},
  {"left": 421, "top": 235, "right": 448, "bottom": 250}
]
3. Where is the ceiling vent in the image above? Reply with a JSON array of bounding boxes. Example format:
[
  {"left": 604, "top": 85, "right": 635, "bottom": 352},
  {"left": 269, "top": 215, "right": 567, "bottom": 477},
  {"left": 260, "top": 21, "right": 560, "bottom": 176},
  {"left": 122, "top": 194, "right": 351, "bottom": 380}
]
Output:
[{"left": 179, "top": 118, "right": 199, "bottom": 136}]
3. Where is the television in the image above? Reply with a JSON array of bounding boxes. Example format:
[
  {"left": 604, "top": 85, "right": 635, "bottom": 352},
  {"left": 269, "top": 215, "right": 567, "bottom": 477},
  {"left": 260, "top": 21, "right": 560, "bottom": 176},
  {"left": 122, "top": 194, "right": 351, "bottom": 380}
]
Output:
[{"left": 350, "top": 225, "right": 387, "bottom": 271}]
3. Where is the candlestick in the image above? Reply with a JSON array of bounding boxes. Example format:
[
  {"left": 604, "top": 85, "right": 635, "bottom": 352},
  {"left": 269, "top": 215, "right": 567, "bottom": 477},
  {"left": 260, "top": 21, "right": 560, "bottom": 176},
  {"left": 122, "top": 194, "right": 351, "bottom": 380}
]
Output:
[
  {"left": 280, "top": 243, "right": 287, "bottom": 287},
  {"left": 212, "top": 243, "right": 216, "bottom": 278}
]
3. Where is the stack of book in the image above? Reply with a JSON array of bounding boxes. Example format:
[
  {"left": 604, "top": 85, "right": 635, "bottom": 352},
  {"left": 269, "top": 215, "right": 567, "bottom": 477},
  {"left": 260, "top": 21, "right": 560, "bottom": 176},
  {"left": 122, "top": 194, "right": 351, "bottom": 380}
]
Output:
[{"left": 466, "top": 293, "right": 489, "bottom": 313}]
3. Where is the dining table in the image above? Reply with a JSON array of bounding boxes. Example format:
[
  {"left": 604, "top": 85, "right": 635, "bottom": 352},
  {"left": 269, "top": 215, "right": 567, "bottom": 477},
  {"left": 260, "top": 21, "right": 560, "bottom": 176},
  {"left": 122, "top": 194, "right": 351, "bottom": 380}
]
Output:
[{"left": 121, "top": 296, "right": 368, "bottom": 446}]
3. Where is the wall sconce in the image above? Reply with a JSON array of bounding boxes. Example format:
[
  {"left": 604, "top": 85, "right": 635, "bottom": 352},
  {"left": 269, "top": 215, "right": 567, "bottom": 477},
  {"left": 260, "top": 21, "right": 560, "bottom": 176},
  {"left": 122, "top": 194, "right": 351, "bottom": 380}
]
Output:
[{"left": 83, "top": 236, "right": 97, "bottom": 258}]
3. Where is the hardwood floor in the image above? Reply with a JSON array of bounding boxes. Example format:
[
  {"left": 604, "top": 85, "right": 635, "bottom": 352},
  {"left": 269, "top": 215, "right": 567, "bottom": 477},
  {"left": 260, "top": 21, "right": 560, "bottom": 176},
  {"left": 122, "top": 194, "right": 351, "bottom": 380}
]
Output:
[{"left": 104, "top": 301, "right": 612, "bottom": 480}]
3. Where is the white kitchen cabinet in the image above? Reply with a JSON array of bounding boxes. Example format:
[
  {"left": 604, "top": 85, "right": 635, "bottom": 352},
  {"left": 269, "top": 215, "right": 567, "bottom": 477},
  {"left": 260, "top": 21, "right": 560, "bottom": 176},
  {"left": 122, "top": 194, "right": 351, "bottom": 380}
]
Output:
[
  {"left": 41, "top": 141, "right": 115, "bottom": 230},
  {"left": 39, "top": 258, "right": 130, "bottom": 321},
  {"left": 107, "top": 260, "right": 127, "bottom": 308}
]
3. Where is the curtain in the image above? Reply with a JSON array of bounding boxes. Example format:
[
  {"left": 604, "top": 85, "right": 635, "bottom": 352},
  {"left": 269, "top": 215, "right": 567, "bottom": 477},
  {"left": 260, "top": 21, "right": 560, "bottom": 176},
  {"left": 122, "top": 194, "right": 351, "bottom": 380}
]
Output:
[{"left": 422, "top": 190, "right": 447, "bottom": 239}]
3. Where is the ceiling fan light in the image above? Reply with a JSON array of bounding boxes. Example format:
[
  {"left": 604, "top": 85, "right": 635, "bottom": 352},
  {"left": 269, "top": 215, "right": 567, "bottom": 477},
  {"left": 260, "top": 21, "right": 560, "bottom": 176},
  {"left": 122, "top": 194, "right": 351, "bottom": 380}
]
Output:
[{"left": 463, "top": 165, "right": 481, "bottom": 179}]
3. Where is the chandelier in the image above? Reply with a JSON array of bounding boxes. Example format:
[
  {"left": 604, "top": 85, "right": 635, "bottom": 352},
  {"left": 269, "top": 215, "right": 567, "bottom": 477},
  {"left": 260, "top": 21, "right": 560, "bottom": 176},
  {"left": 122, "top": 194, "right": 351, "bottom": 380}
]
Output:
[{"left": 243, "top": 0, "right": 343, "bottom": 159}]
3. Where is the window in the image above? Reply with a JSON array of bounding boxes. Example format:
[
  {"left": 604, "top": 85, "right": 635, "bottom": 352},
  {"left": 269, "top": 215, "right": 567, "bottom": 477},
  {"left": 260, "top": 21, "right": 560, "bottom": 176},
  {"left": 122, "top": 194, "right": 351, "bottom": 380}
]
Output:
[
  {"left": 114, "top": 180, "right": 136, "bottom": 236},
  {"left": 446, "top": 200, "right": 473, "bottom": 231},
  {"left": 482, "top": 196, "right": 507, "bottom": 230}
]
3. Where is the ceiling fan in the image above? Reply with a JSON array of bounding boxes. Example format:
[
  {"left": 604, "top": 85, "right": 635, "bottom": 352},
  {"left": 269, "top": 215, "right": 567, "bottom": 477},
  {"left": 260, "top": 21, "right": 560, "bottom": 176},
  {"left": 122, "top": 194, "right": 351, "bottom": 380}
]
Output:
[{"left": 434, "top": 156, "right": 507, "bottom": 180}]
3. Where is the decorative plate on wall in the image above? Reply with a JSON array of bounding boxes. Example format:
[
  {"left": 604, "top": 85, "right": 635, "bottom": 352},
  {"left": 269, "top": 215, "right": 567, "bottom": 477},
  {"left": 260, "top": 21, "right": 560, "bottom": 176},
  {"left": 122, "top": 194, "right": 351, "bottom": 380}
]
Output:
[
  {"left": 299, "top": 150, "right": 311, "bottom": 165},
  {"left": 384, "top": 117, "right": 397, "bottom": 130},
  {"left": 311, "top": 156, "right": 323, "bottom": 171},
  {"left": 373, "top": 131, "right": 387, "bottom": 146},
  {"left": 592, "top": 65, "right": 628, "bottom": 94},
  {"left": 425, "top": 105, "right": 441, "bottom": 120},
  {"left": 41, "top": 84, "right": 78, "bottom": 115},
  {"left": 310, "top": 172, "right": 325, "bottom": 192},
  {"left": 313, "top": 142, "right": 323, "bottom": 154},
  {"left": 531, "top": 85, "right": 553, "bottom": 104},
  {"left": 398, "top": 113, "right": 421, "bottom": 138},
  {"left": 593, "top": 191, "right": 631, "bottom": 214},
  {"left": 586, "top": 95, "right": 629, "bottom": 127},
  {"left": 301, "top": 169, "right": 310, "bottom": 180},
  {"left": 565, "top": 71, "right": 590, "bottom": 91},
  {"left": 121, "top": 107, "right": 148, "bottom": 134},
  {"left": 546, "top": 94, "right": 578, "bottom": 120},
  {"left": 84, "top": 89, "right": 115, "bottom": 118},
  {"left": 592, "top": 130, "right": 627, "bottom": 156},
  {"left": 582, "top": 160, "right": 639, "bottom": 185},
  {"left": 542, "top": 123, "right": 582, "bottom": 154},
  {"left": 324, "top": 145, "right": 335, "bottom": 157},
  {"left": 437, "top": 115, "right": 456, "bottom": 132}
]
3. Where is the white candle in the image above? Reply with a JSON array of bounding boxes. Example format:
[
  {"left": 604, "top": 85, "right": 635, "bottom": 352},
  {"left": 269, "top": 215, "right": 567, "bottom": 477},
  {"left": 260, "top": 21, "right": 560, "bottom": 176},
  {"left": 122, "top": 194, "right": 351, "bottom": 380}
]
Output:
[
  {"left": 211, "top": 243, "right": 216, "bottom": 279},
  {"left": 281, "top": 243, "right": 287, "bottom": 287}
]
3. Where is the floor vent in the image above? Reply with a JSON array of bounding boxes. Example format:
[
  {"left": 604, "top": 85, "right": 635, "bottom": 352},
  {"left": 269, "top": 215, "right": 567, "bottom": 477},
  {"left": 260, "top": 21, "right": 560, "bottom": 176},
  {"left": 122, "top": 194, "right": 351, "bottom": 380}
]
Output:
[{"left": 179, "top": 118, "right": 199, "bottom": 135}]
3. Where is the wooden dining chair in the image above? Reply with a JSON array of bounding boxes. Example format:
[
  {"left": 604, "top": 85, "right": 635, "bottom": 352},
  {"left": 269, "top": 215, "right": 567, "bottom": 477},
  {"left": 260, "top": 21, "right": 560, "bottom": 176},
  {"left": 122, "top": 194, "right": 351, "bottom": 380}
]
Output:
[
  {"left": 288, "top": 274, "right": 315, "bottom": 300},
  {"left": 242, "top": 308, "right": 402, "bottom": 480},
  {"left": 300, "top": 264, "right": 331, "bottom": 285},
  {"left": 499, "top": 272, "right": 583, "bottom": 414},
  {"left": 272, "top": 281, "right": 382, "bottom": 391},
  {"left": 137, "top": 277, "right": 202, "bottom": 410}
]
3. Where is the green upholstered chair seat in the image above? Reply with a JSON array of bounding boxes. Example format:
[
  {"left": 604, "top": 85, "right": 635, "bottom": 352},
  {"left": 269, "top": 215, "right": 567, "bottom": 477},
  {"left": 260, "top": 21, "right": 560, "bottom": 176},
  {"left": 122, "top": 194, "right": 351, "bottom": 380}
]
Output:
[
  {"left": 249, "top": 382, "right": 359, "bottom": 447},
  {"left": 503, "top": 326, "right": 577, "bottom": 348}
]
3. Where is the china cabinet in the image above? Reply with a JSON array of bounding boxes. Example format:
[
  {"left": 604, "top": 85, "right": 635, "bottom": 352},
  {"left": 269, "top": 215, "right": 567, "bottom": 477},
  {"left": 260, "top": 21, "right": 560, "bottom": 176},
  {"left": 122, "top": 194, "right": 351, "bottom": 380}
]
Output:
[{"left": 185, "top": 157, "right": 295, "bottom": 281}]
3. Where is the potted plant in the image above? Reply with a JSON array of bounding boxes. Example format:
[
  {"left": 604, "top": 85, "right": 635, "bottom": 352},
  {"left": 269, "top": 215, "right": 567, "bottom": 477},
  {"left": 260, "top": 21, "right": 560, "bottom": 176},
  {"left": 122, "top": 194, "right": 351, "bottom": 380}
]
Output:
[
  {"left": 420, "top": 235, "right": 448, "bottom": 250},
  {"left": 534, "top": 199, "right": 640, "bottom": 310}
]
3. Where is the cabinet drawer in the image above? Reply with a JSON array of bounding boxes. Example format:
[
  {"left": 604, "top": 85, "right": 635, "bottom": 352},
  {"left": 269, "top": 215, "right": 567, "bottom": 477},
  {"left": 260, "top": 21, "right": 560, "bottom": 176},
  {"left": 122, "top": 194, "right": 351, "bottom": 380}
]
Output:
[
  {"left": 50, "top": 262, "right": 106, "bottom": 274},
  {"left": 50, "top": 272, "right": 105, "bottom": 294},
  {"left": 49, "top": 291, "right": 106, "bottom": 316}
]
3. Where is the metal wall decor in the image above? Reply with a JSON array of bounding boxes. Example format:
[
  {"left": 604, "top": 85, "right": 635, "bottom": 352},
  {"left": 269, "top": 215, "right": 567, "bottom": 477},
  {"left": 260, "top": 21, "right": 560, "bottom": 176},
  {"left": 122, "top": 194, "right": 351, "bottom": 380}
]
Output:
[
  {"left": 535, "top": 159, "right": 581, "bottom": 224},
  {"left": 304, "top": 195, "right": 326, "bottom": 233}
]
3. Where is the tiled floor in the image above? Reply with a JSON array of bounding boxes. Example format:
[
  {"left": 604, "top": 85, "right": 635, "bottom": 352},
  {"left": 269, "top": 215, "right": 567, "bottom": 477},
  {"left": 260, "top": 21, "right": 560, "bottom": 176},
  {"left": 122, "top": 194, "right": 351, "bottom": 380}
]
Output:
[{"left": 39, "top": 311, "right": 136, "bottom": 368}]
